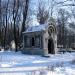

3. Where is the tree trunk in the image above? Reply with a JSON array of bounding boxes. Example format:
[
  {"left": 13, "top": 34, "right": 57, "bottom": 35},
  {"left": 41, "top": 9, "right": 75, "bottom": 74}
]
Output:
[{"left": 20, "top": 0, "right": 29, "bottom": 42}]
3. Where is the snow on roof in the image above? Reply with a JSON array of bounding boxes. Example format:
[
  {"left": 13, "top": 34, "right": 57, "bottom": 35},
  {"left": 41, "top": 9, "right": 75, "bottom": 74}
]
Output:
[{"left": 24, "top": 24, "right": 48, "bottom": 33}]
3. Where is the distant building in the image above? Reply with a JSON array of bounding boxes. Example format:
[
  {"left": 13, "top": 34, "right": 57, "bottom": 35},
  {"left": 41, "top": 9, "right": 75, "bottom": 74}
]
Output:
[{"left": 22, "top": 24, "right": 58, "bottom": 55}]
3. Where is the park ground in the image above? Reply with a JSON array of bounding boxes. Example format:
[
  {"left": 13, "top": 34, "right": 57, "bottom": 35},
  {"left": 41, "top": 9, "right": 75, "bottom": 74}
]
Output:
[{"left": 0, "top": 50, "right": 75, "bottom": 75}]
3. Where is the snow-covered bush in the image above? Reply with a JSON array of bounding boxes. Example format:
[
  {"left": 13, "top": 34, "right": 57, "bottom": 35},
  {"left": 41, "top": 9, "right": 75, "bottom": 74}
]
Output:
[
  {"left": 47, "top": 65, "right": 55, "bottom": 71},
  {"left": 55, "top": 62, "right": 64, "bottom": 67}
]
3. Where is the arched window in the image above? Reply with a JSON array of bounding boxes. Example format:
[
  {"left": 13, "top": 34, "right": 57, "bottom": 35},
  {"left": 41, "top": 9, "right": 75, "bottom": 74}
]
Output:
[{"left": 48, "top": 26, "right": 55, "bottom": 35}]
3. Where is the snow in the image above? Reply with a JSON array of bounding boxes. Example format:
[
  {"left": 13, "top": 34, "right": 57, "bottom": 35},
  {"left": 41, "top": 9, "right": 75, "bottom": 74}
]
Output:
[
  {"left": 0, "top": 51, "right": 75, "bottom": 75},
  {"left": 24, "top": 24, "right": 48, "bottom": 33}
]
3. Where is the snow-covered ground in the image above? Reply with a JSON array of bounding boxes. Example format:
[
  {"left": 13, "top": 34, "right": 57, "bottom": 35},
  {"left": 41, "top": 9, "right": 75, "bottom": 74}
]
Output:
[{"left": 0, "top": 51, "right": 75, "bottom": 75}]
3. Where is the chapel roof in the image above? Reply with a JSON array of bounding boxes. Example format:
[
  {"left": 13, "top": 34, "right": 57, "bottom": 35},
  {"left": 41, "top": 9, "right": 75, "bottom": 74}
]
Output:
[{"left": 23, "top": 24, "right": 48, "bottom": 33}]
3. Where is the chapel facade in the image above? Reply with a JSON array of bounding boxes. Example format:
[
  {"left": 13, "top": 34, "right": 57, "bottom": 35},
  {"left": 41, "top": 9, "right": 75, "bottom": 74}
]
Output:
[{"left": 22, "top": 23, "right": 58, "bottom": 55}]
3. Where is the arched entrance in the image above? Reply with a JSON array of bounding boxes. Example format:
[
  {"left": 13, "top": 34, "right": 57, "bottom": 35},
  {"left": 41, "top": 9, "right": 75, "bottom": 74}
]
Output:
[{"left": 48, "top": 38, "right": 55, "bottom": 54}]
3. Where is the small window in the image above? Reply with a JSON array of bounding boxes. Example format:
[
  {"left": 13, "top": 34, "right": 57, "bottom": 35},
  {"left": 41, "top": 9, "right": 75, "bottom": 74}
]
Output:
[
  {"left": 24, "top": 36, "right": 30, "bottom": 47},
  {"left": 32, "top": 37, "right": 35, "bottom": 46},
  {"left": 35, "top": 36, "right": 40, "bottom": 47}
]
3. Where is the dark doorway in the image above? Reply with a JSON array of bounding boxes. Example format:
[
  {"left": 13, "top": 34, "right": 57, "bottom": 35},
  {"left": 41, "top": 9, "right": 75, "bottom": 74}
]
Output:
[{"left": 48, "top": 39, "right": 55, "bottom": 54}]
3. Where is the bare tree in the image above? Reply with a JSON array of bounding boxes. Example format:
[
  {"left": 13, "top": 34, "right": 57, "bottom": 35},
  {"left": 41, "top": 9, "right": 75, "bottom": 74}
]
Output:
[
  {"left": 37, "top": 0, "right": 68, "bottom": 24},
  {"left": 0, "top": 0, "right": 30, "bottom": 50},
  {"left": 0, "top": 0, "right": 1, "bottom": 24},
  {"left": 0, "top": 0, "right": 1, "bottom": 44},
  {"left": 37, "top": 0, "right": 49, "bottom": 24},
  {"left": 0, "top": 0, "right": 10, "bottom": 48},
  {"left": 21, "top": 0, "right": 29, "bottom": 32},
  {"left": 3, "top": 0, "right": 9, "bottom": 49},
  {"left": 57, "top": 8, "right": 70, "bottom": 48},
  {"left": 12, "top": 0, "right": 19, "bottom": 52},
  {"left": 20, "top": 0, "right": 29, "bottom": 44}
]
